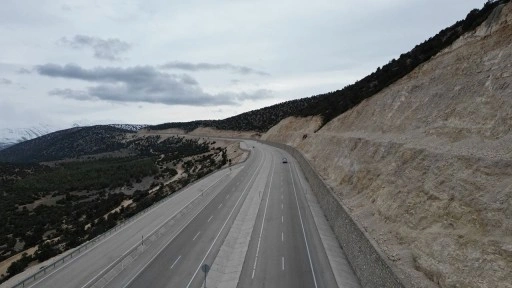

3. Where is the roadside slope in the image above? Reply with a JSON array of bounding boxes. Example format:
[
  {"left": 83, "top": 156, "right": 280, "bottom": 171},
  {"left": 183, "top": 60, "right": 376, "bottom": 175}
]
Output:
[{"left": 263, "top": 3, "right": 512, "bottom": 287}]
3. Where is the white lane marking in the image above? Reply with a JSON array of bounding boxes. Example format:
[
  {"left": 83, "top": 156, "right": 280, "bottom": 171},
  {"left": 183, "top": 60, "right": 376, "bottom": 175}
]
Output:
[
  {"left": 170, "top": 256, "right": 181, "bottom": 269},
  {"left": 207, "top": 216, "right": 213, "bottom": 223},
  {"left": 289, "top": 163, "right": 318, "bottom": 288},
  {"left": 281, "top": 232, "right": 284, "bottom": 242},
  {"left": 282, "top": 216, "right": 283, "bottom": 223},
  {"left": 218, "top": 203, "right": 223, "bottom": 209},
  {"left": 251, "top": 156, "right": 276, "bottom": 279},
  {"left": 193, "top": 232, "right": 201, "bottom": 241},
  {"left": 282, "top": 257, "right": 285, "bottom": 270},
  {"left": 185, "top": 152, "right": 267, "bottom": 288},
  {"left": 119, "top": 172, "right": 233, "bottom": 288},
  {"left": 72, "top": 172, "right": 230, "bottom": 288},
  {"left": 30, "top": 171, "right": 229, "bottom": 288}
]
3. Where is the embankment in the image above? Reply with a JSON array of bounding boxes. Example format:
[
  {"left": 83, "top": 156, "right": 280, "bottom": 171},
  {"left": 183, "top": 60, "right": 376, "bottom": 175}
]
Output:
[{"left": 263, "top": 3, "right": 512, "bottom": 287}]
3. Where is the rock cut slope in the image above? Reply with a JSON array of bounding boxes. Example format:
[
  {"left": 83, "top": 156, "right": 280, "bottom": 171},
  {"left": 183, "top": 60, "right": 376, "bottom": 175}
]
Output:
[{"left": 264, "top": 3, "right": 512, "bottom": 287}]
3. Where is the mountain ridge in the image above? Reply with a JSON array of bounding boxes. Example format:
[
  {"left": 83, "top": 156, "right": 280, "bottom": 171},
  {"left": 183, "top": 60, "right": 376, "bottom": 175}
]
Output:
[
  {"left": 148, "top": 0, "right": 506, "bottom": 134},
  {"left": 0, "top": 124, "right": 59, "bottom": 151},
  {"left": 0, "top": 125, "right": 133, "bottom": 163}
]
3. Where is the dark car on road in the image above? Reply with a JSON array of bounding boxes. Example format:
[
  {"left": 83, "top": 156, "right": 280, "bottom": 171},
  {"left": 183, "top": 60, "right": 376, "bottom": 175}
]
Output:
[{"left": 282, "top": 157, "right": 288, "bottom": 163}]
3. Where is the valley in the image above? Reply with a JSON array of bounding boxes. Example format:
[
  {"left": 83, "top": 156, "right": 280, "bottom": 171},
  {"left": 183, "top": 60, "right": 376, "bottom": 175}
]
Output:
[
  {"left": 1, "top": 1, "right": 511, "bottom": 287},
  {"left": 0, "top": 129, "right": 246, "bottom": 284}
]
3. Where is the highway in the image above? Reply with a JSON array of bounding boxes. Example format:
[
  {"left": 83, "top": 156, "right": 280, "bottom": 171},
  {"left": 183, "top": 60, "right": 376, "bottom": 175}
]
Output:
[
  {"left": 18, "top": 140, "right": 359, "bottom": 288},
  {"left": 237, "top": 147, "right": 338, "bottom": 288}
]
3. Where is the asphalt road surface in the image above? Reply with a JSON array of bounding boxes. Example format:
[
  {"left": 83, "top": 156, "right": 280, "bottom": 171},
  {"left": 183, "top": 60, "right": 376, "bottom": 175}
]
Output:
[
  {"left": 22, "top": 140, "right": 354, "bottom": 288},
  {"left": 237, "top": 146, "right": 338, "bottom": 288}
]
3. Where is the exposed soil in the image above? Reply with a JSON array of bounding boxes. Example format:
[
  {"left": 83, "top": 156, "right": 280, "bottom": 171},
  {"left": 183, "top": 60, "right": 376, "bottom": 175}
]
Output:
[{"left": 263, "top": 3, "right": 512, "bottom": 287}]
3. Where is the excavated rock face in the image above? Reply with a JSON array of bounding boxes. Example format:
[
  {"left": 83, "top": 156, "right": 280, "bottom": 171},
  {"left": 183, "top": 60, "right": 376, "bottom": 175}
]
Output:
[{"left": 264, "top": 3, "right": 512, "bottom": 288}]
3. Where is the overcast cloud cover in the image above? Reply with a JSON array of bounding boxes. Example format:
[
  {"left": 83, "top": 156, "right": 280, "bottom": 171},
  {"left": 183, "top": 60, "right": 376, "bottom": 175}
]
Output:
[{"left": 0, "top": 0, "right": 485, "bottom": 129}]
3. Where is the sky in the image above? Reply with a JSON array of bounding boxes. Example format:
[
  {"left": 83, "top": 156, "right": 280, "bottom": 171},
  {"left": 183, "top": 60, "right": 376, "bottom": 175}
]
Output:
[{"left": 0, "top": 0, "right": 486, "bottom": 129}]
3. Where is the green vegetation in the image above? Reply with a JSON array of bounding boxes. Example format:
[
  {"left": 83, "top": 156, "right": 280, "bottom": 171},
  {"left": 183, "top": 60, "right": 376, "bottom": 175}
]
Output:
[
  {"left": 11, "top": 157, "right": 158, "bottom": 195},
  {"left": 0, "top": 135, "right": 232, "bottom": 284},
  {"left": 0, "top": 125, "right": 131, "bottom": 163}
]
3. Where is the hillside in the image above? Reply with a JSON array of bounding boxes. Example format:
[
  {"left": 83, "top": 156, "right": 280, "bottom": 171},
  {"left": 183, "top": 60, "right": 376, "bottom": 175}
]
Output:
[
  {"left": 0, "top": 130, "right": 246, "bottom": 284},
  {"left": 0, "top": 126, "right": 131, "bottom": 163},
  {"left": 149, "top": 0, "right": 504, "bottom": 134},
  {"left": 0, "top": 124, "right": 58, "bottom": 151},
  {"left": 263, "top": 2, "right": 512, "bottom": 287}
]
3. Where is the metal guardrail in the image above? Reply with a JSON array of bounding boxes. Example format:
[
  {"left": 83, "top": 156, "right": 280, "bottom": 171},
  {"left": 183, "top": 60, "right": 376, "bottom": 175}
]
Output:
[
  {"left": 12, "top": 191, "right": 174, "bottom": 288},
  {"left": 10, "top": 157, "right": 249, "bottom": 288}
]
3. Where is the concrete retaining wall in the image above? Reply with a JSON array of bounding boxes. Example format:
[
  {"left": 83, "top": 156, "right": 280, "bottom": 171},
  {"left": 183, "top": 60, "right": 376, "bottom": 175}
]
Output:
[{"left": 260, "top": 140, "right": 404, "bottom": 288}]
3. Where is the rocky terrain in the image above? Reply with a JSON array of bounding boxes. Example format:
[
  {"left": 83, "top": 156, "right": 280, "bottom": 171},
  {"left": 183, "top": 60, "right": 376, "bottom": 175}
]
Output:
[
  {"left": 2, "top": 2, "right": 509, "bottom": 287},
  {"left": 263, "top": 3, "right": 512, "bottom": 287}
]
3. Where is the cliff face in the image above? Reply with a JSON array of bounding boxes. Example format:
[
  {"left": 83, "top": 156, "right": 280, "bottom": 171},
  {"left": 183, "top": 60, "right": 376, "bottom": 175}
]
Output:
[{"left": 263, "top": 3, "right": 512, "bottom": 287}]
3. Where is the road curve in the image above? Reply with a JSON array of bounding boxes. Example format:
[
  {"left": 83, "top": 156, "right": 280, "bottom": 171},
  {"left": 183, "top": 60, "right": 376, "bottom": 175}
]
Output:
[{"left": 20, "top": 140, "right": 359, "bottom": 288}]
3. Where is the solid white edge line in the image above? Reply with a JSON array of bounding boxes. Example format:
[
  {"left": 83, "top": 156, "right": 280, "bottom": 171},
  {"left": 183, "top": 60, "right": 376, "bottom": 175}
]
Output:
[
  {"left": 27, "top": 170, "right": 228, "bottom": 288},
  {"left": 82, "top": 172, "right": 229, "bottom": 288},
  {"left": 184, "top": 149, "right": 267, "bottom": 288},
  {"left": 289, "top": 161, "right": 318, "bottom": 288},
  {"left": 250, "top": 154, "right": 275, "bottom": 279},
  {"left": 118, "top": 169, "right": 240, "bottom": 288}
]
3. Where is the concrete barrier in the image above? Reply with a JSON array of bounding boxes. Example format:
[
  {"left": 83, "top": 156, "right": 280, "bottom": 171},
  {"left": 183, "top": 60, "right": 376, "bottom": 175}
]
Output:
[{"left": 260, "top": 140, "right": 405, "bottom": 288}]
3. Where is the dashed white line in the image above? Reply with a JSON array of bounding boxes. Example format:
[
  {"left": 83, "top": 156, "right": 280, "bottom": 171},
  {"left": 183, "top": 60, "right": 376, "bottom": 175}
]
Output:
[
  {"left": 193, "top": 231, "right": 201, "bottom": 241},
  {"left": 282, "top": 257, "right": 285, "bottom": 270},
  {"left": 289, "top": 163, "right": 318, "bottom": 288},
  {"left": 32, "top": 170, "right": 229, "bottom": 288},
  {"left": 185, "top": 152, "right": 267, "bottom": 288},
  {"left": 251, "top": 156, "right": 276, "bottom": 279},
  {"left": 207, "top": 216, "right": 213, "bottom": 222},
  {"left": 281, "top": 203, "right": 283, "bottom": 209},
  {"left": 281, "top": 232, "right": 284, "bottom": 242},
  {"left": 218, "top": 203, "right": 223, "bottom": 209},
  {"left": 170, "top": 256, "right": 181, "bottom": 269},
  {"left": 119, "top": 173, "right": 229, "bottom": 288}
]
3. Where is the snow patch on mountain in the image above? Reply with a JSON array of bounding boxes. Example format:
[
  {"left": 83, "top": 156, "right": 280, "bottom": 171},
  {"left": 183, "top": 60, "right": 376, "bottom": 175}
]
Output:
[
  {"left": 0, "top": 124, "right": 59, "bottom": 150},
  {"left": 108, "top": 124, "right": 148, "bottom": 131}
]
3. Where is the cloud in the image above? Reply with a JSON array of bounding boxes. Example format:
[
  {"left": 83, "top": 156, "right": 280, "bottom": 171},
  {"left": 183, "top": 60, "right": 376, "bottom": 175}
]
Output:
[
  {"left": 58, "top": 35, "right": 131, "bottom": 61},
  {"left": 0, "top": 78, "right": 12, "bottom": 85},
  {"left": 160, "top": 61, "right": 269, "bottom": 76},
  {"left": 37, "top": 63, "right": 272, "bottom": 106},
  {"left": 49, "top": 88, "right": 92, "bottom": 101},
  {"left": 17, "top": 68, "right": 32, "bottom": 74}
]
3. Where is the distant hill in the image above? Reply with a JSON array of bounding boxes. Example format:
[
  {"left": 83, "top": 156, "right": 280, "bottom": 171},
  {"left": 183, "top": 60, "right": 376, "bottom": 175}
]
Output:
[
  {"left": 149, "top": 0, "right": 507, "bottom": 133},
  {"left": 0, "top": 124, "right": 59, "bottom": 151},
  {"left": 0, "top": 125, "right": 132, "bottom": 163}
]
